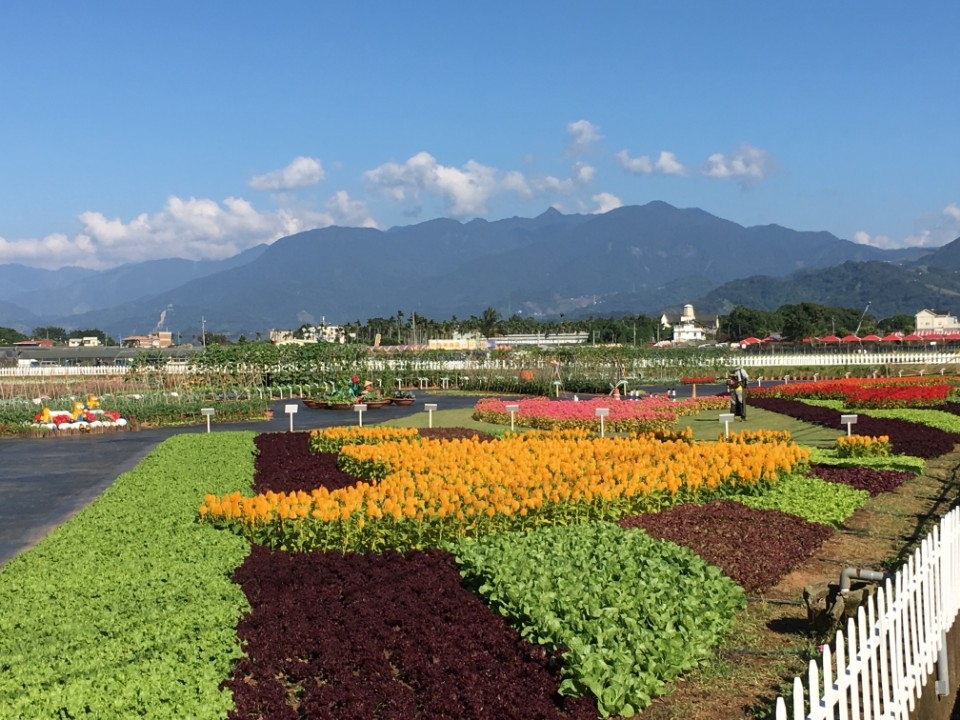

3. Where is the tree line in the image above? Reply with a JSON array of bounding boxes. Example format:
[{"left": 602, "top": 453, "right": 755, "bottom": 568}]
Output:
[{"left": 0, "top": 302, "right": 917, "bottom": 348}]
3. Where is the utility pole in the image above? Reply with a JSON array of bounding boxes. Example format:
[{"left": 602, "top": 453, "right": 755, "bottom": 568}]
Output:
[{"left": 201, "top": 317, "right": 206, "bottom": 349}]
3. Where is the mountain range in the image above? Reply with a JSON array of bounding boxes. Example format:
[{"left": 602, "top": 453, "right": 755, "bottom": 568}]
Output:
[{"left": 1, "top": 201, "right": 956, "bottom": 341}]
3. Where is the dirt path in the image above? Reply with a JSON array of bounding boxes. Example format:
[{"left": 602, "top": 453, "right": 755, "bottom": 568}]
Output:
[{"left": 637, "top": 449, "right": 960, "bottom": 720}]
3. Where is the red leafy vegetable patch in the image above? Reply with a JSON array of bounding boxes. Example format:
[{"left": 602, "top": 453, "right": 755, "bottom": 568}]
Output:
[
  {"left": 253, "top": 432, "right": 360, "bottom": 494},
  {"left": 809, "top": 464, "right": 913, "bottom": 496},
  {"left": 749, "top": 396, "right": 960, "bottom": 458},
  {"left": 253, "top": 429, "right": 496, "bottom": 494},
  {"left": 618, "top": 500, "right": 833, "bottom": 595},
  {"left": 225, "top": 546, "right": 597, "bottom": 720}
]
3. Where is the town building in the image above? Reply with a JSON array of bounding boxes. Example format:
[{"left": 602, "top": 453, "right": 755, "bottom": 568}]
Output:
[
  {"left": 269, "top": 324, "right": 346, "bottom": 345},
  {"left": 67, "top": 337, "right": 102, "bottom": 348},
  {"left": 121, "top": 331, "right": 174, "bottom": 349},
  {"left": 659, "top": 304, "right": 719, "bottom": 344},
  {"left": 915, "top": 309, "right": 960, "bottom": 335}
]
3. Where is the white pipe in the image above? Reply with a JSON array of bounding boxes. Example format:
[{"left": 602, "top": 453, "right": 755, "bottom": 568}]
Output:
[{"left": 839, "top": 567, "right": 888, "bottom": 594}]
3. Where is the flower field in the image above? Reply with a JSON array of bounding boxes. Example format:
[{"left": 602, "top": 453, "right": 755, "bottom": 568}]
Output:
[
  {"left": 200, "top": 428, "right": 809, "bottom": 553},
  {"left": 472, "top": 395, "right": 701, "bottom": 433},
  {"left": 5, "top": 376, "right": 958, "bottom": 719},
  {"left": 752, "top": 375, "right": 954, "bottom": 409}
]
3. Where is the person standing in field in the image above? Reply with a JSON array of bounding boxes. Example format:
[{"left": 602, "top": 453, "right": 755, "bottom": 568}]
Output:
[{"left": 730, "top": 367, "right": 749, "bottom": 420}]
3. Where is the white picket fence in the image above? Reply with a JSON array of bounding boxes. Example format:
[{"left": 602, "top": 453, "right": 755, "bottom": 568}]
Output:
[{"left": 776, "top": 507, "right": 960, "bottom": 719}]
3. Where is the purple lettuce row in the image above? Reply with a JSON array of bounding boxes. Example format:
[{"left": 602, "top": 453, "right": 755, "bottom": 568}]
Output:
[
  {"left": 618, "top": 500, "right": 833, "bottom": 595},
  {"left": 225, "top": 546, "right": 597, "bottom": 720},
  {"left": 253, "top": 430, "right": 497, "bottom": 494},
  {"left": 749, "top": 396, "right": 960, "bottom": 458},
  {"left": 254, "top": 432, "right": 360, "bottom": 494},
  {"left": 940, "top": 401, "right": 960, "bottom": 417},
  {"left": 809, "top": 464, "right": 913, "bottom": 496}
]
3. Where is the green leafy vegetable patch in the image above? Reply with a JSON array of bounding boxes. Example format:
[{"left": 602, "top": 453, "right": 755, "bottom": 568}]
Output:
[{"left": 454, "top": 521, "right": 745, "bottom": 717}]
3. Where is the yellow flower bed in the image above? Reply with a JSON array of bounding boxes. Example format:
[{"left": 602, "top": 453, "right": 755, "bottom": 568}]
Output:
[
  {"left": 836, "top": 433, "right": 891, "bottom": 458},
  {"left": 200, "top": 429, "right": 809, "bottom": 551}
]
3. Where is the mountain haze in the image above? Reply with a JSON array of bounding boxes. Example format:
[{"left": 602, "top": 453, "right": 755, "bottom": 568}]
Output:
[{"left": 0, "top": 202, "right": 947, "bottom": 339}]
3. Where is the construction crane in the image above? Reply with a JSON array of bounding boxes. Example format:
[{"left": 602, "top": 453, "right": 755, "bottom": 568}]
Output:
[{"left": 854, "top": 301, "right": 871, "bottom": 335}]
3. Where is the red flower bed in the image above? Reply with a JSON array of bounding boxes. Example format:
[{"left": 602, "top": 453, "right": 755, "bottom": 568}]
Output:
[
  {"left": 749, "top": 396, "right": 960, "bottom": 458},
  {"left": 809, "top": 465, "right": 914, "bottom": 496},
  {"left": 753, "top": 377, "right": 951, "bottom": 409},
  {"left": 843, "top": 384, "right": 949, "bottom": 409},
  {"left": 225, "top": 547, "right": 597, "bottom": 720},
  {"left": 618, "top": 500, "right": 832, "bottom": 595}
]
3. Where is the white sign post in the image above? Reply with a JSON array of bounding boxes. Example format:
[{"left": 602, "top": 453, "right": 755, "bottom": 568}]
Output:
[
  {"left": 719, "top": 412, "right": 735, "bottom": 439},
  {"left": 595, "top": 407, "right": 610, "bottom": 438},
  {"left": 841, "top": 414, "right": 858, "bottom": 436},
  {"left": 505, "top": 403, "right": 519, "bottom": 432},
  {"left": 285, "top": 403, "right": 298, "bottom": 432},
  {"left": 424, "top": 403, "right": 438, "bottom": 428},
  {"left": 201, "top": 407, "right": 215, "bottom": 433},
  {"left": 354, "top": 403, "right": 368, "bottom": 427}
]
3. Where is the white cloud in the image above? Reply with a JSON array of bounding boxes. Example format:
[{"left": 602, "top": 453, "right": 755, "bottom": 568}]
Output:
[
  {"left": 617, "top": 149, "right": 686, "bottom": 176},
  {"left": 0, "top": 191, "right": 378, "bottom": 270},
  {"left": 854, "top": 201, "right": 960, "bottom": 249},
  {"left": 592, "top": 192, "right": 622, "bottom": 213},
  {"left": 323, "top": 191, "right": 379, "bottom": 228},
  {"left": 566, "top": 119, "right": 602, "bottom": 156},
  {"left": 501, "top": 170, "right": 533, "bottom": 198},
  {"left": 655, "top": 151, "right": 686, "bottom": 176},
  {"left": 616, "top": 150, "right": 654, "bottom": 175},
  {"left": 365, "top": 151, "right": 527, "bottom": 218},
  {"left": 702, "top": 144, "right": 773, "bottom": 186},
  {"left": 535, "top": 175, "right": 575, "bottom": 194},
  {"left": 572, "top": 162, "right": 596, "bottom": 184},
  {"left": 853, "top": 230, "right": 896, "bottom": 249},
  {"left": 250, "top": 156, "right": 325, "bottom": 190}
]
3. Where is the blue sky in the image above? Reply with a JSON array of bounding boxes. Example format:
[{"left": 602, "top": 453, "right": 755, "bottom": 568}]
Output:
[{"left": 2, "top": 1, "right": 958, "bottom": 270}]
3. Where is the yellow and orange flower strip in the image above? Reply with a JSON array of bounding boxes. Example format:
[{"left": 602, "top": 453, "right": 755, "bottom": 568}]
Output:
[{"left": 199, "top": 428, "right": 809, "bottom": 552}]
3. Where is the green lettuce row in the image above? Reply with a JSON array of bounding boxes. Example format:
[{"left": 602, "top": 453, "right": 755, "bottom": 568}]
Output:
[
  {"left": 455, "top": 521, "right": 745, "bottom": 718},
  {"left": 0, "top": 433, "right": 255, "bottom": 719}
]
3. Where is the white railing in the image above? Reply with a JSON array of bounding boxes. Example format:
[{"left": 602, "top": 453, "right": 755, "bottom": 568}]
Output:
[
  {"left": 0, "top": 365, "right": 195, "bottom": 377},
  {"left": 776, "top": 507, "right": 960, "bottom": 719},
  {"left": 737, "top": 352, "right": 959, "bottom": 369}
]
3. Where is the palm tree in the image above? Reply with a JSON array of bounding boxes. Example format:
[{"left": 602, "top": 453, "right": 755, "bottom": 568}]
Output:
[{"left": 479, "top": 307, "right": 501, "bottom": 338}]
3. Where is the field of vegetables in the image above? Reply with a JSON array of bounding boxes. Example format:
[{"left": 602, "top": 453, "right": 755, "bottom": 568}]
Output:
[{"left": 2, "top": 376, "right": 960, "bottom": 718}]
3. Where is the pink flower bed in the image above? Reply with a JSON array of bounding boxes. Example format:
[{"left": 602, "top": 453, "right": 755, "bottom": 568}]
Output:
[{"left": 474, "top": 395, "right": 697, "bottom": 433}]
